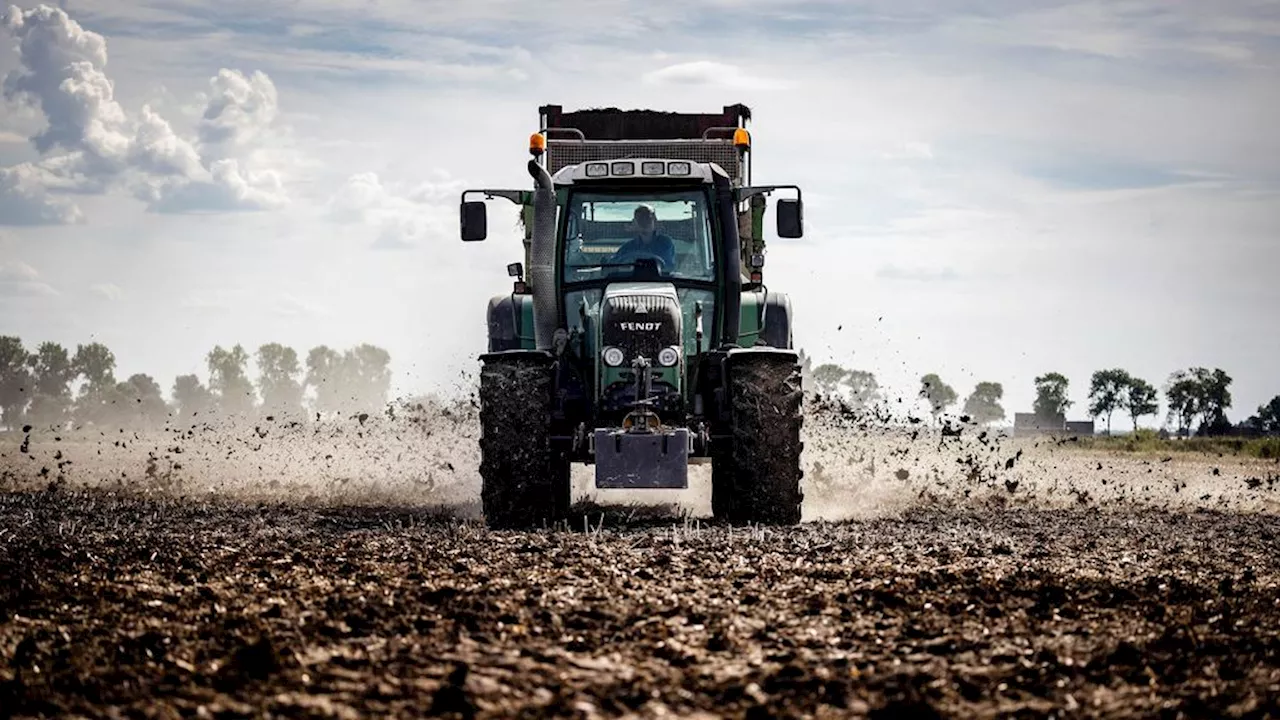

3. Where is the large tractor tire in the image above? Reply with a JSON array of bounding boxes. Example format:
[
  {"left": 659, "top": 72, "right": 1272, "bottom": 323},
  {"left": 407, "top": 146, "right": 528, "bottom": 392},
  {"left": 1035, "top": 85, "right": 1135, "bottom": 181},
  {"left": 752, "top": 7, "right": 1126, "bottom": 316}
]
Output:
[
  {"left": 478, "top": 352, "right": 571, "bottom": 529},
  {"left": 711, "top": 352, "right": 804, "bottom": 525}
]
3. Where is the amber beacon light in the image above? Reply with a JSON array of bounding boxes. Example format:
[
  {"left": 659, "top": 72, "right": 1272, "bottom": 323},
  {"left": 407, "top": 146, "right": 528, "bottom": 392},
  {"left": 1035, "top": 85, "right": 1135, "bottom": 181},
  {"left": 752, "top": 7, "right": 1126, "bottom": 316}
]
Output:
[
  {"left": 529, "top": 132, "right": 546, "bottom": 156},
  {"left": 732, "top": 127, "right": 751, "bottom": 150}
]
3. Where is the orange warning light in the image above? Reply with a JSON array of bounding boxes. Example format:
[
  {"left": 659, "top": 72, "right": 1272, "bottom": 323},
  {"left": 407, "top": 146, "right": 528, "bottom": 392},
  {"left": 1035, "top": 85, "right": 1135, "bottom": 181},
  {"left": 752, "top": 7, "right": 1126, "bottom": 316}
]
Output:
[
  {"left": 733, "top": 128, "right": 751, "bottom": 149},
  {"left": 529, "top": 132, "right": 546, "bottom": 156}
]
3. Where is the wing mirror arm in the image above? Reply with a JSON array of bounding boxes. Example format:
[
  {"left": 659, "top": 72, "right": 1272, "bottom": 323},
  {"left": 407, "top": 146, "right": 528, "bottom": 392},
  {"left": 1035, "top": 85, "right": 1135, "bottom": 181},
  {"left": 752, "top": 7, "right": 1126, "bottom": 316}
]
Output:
[
  {"left": 459, "top": 189, "right": 527, "bottom": 242},
  {"left": 736, "top": 185, "right": 804, "bottom": 239}
]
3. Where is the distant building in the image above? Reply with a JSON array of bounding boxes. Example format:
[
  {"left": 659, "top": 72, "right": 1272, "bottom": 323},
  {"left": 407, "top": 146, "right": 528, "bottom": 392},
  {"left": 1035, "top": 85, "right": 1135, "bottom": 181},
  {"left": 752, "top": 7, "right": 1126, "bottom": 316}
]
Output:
[
  {"left": 1014, "top": 412, "right": 1094, "bottom": 438},
  {"left": 1065, "top": 421, "right": 1096, "bottom": 436}
]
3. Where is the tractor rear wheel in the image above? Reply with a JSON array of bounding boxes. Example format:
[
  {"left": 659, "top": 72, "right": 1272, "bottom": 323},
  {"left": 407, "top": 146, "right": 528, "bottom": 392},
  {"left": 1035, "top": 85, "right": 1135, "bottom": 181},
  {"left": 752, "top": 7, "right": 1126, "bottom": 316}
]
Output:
[
  {"left": 478, "top": 353, "right": 571, "bottom": 529},
  {"left": 711, "top": 352, "right": 804, "bottom": 525}
]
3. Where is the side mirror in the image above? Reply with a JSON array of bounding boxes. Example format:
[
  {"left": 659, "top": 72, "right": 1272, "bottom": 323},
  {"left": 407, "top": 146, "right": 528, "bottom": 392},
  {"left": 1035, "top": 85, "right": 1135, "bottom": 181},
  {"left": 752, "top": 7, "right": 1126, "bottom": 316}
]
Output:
[
  {"left": 776, "top": 199, "right": 803, "bottom": 238},
  {"left": 507, "top": 262, "right": 524, "bottom": 279},
  {"left": 461, "top": 201, "right": 487, "bottom": 241}
]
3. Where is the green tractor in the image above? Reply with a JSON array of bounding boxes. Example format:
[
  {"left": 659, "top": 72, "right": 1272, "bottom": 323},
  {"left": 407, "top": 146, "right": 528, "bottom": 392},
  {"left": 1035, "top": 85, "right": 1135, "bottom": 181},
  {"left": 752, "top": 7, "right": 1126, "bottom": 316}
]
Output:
[{"left": 459, "top": 103, "right": 805, "bottom": 529}]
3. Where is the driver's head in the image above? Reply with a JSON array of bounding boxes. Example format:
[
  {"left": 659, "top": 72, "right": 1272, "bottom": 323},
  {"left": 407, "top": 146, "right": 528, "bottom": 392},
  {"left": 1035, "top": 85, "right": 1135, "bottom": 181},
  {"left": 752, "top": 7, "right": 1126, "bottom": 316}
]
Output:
[{"left": 631, "top": 205, "right": 657, "bottom": 239}]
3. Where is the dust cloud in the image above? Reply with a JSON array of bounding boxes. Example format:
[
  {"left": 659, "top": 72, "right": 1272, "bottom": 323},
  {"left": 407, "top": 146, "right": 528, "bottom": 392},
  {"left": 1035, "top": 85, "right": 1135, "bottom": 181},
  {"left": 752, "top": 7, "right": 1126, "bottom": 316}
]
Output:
[{"left": 2, "top": 392, "right": 1276, "bottom": 520}]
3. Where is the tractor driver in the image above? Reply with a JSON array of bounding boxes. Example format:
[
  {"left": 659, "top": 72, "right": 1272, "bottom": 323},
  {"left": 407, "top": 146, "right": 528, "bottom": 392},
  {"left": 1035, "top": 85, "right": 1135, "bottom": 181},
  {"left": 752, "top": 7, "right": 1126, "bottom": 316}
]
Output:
[{"left": 607, "top": 205, "right": 676, "bottom": 273}]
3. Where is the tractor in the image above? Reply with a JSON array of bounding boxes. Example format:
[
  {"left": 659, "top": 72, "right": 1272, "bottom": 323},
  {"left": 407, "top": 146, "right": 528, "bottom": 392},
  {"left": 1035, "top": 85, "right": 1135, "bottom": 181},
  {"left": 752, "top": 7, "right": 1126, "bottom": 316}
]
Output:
[{"left": 459, "top": 103, "right": 805, "bottom": 529}]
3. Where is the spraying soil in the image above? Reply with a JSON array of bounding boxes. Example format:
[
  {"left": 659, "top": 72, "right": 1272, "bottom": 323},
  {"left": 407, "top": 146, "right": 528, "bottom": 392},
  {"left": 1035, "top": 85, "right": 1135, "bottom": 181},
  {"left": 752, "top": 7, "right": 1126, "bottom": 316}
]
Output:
[{"left": 2, "top": 398, "right": 1279, "bottom": 717}]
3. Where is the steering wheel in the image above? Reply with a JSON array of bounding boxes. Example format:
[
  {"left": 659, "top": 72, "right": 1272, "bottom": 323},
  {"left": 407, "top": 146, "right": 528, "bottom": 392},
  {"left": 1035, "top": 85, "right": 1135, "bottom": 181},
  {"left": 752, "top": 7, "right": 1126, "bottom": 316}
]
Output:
[{"left": 606, "top": 250, "right": 666, "bottom": 273}]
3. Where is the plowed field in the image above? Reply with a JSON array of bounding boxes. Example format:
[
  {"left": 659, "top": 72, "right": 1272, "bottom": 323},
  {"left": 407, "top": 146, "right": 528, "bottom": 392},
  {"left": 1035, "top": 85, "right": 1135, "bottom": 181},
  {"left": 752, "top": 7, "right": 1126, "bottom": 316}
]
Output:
[{"left": 2, "top": 408, "right": 1279, "bottom": 718}]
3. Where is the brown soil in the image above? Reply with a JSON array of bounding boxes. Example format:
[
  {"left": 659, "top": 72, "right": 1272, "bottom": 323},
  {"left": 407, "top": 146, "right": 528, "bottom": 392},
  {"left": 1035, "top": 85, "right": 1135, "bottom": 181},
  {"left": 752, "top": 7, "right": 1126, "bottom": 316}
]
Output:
[{"left": 2, "top": 489, "right": 1278, "bottom": 719}]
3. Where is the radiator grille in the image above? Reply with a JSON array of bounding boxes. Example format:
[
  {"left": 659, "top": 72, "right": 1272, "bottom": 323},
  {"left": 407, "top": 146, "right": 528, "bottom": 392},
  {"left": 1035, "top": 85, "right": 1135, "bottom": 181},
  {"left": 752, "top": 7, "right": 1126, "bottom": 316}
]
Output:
[
  {"left": 606, "top": 294, "right": 680, "bottom": 316},
  {"left": 602, "top": 293, "right": 682, "bottom": 366}
]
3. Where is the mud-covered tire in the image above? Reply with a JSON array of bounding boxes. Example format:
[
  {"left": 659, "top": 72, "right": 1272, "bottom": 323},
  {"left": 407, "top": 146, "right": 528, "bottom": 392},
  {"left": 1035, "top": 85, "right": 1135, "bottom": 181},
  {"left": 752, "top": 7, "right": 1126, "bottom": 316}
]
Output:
[
  {"left": 711, "top": 353, "right": 804, "bottom": 525},
  {"left": 478, "top": 353, "right": 571, "bottom": 529}
]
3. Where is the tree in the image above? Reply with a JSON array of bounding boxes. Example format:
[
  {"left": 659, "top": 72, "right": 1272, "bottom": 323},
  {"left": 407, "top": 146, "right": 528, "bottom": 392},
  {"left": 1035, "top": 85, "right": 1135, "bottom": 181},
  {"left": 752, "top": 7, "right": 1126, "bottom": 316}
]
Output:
[
  {"left": 172, "top": 374, "right": 215, "bottom": 421},
  {"left": 1033, "top": 372, "right": 1072, "bottom": 425},
  {"left": 71, "top": 342, "right": 119, "bottom": 426},
  {"left": 1165, "top": 371, "right": 1200, "bottom": 436},
  {"left": 305, "top": 345, "right": 345, "bottom": 414},
  {"left": 809, "top": 364, "right": 879, "bottom": 408},
  {"left": 303, "top": 344, "right": 393, "bottom": 414},
  {"left": 919, "top": 373, "right": 958, "bottom": 423},
  {"left": 844, "top": 370, "right": 881, "bottom": 409},
  {"left": 0, "top": 336, "right": 32, "bottom": 429},
  {"left": 342, "top": 344, "right": 392, "bottom": 412},
  {"left": 72, "top": 342, "right": 117, "bottom": 393},
  {"left": 1190, "top": 367, "right": 1232, "bottom": 435},
  {"left": 1123, "top": 377, "right": 1159, "bottom": 432},
  {"left": 1165, "top": 367, "right": 1233, "bottom": 436},
  {"left": 1254, "top": 396, "right": 1280, "bottom": 434},
  {"left": 962, "top": 382, "right": 1006, "bottom": 426},
  {"left": 207, "top": 344, "right": 255, "bottom": 416},
  {"left": 256, "top": 343, "right": 304, "bottom": 416},
  {"left": 116, "top": 374, "right": 169, "bottom": 428},
  {"left": 26, "top": 341, "right": 76, "bottom": 427},
  {"left": 810, "top": 364, "right": 849, "bottom": 397},
  {"left": 1088, "top": 368, "right": 1132, "bottom": 435}
]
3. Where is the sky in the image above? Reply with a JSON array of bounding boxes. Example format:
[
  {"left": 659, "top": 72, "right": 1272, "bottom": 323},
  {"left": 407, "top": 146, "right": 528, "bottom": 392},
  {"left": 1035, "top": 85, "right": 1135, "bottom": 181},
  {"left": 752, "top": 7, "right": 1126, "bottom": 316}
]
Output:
[{"left": 1, "top": 0, "right": 1278, "bottom": 425}]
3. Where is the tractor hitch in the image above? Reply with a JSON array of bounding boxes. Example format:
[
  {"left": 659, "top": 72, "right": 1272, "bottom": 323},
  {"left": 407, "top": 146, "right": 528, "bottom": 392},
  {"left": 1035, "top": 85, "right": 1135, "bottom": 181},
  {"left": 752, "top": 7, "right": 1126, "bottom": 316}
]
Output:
[{"left": 592, "top": 355, "right": 691, "bottom": 489}]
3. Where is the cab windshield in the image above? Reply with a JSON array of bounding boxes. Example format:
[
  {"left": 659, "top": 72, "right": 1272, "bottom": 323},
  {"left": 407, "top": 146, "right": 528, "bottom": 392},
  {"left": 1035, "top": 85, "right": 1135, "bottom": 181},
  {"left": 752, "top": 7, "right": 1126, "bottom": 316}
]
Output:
[{"left": 562, "top": 189, "right": 716, "bottom": 283}]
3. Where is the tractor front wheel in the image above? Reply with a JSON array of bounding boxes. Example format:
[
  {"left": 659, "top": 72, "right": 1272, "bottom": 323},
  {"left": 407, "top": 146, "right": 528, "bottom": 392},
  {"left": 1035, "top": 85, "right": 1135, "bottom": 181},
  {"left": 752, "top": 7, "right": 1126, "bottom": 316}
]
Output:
[
  {"left": 711, "top": 352, "right": 804, "bottom": 525},
  {"left": 478, "top": 352, "right": 571, "bottom": 529}
]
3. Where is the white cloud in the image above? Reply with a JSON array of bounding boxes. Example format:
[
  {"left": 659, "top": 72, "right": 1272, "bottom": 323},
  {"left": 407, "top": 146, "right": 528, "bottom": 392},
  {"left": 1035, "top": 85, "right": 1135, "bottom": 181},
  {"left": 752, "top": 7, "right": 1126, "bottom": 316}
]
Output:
[
  {"left": 327, "top": 172, "right": 386, "bottom": 224},
  {"left": 0, "top": 4, "right": 295, "bottom": 223},
  {"left": 129, "top": 104, "right": 203, "bottom": 177},
  {"left": 197, "top": 69, "right": 279, "bottom": 161},
  {"left": 142, "top": 158, "right": 287, "bottom": 213},
  {"left": 641, "top": 60, "right": 783, "bottom": 89},
  {"left": 0, "top": 259, "right": 37, "bottom": 282},
  {"left": 0, "top": 258, "right": 57, "bottom": 296},
  {"left": 89, "top": 283, "right": 122, "bottom": 301},
  {"left": 1, "top": 4, "right": 131, "bottom": 161},
  {"left": 0, "top": 162, "right": 84, "bottom": 225},
  {"left": 327, "top": 170, "right": 461, "bottom": 249}
]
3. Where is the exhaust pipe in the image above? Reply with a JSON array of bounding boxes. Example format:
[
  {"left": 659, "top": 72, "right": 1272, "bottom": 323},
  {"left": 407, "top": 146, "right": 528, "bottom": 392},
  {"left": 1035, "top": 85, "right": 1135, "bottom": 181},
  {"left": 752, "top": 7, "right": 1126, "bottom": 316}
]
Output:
[{"left": 527, "top": 159, "right": 558, "bottom": 351}]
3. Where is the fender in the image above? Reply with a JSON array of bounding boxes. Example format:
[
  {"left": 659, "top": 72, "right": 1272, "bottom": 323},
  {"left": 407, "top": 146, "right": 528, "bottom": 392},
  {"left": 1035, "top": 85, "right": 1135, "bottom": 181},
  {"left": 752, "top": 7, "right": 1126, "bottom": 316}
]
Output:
[
  {"left": 486, "top": 294, "right": 534, "bottom": 352},
  {"left": 696, "top": 346, "right": 801, "bottom": 426}
]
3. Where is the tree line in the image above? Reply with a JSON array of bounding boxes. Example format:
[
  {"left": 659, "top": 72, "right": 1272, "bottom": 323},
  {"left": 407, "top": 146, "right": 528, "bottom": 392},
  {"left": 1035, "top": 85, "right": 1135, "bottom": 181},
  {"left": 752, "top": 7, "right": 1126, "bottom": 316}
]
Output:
[
  {"left": 0, "top": 336, "right": 393, "bottom": 431},
  {"left": 802, "top": 353, "right": 1011, "bottom": 427},
  {"left": 798, "top": 352, "right": 1280, "bottom": 436}
]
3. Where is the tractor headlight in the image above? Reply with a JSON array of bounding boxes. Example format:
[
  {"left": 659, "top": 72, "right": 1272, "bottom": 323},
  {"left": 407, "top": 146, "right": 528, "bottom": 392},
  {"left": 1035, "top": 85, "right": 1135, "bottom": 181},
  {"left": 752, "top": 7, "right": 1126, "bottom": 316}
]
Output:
[
  {"left": 658, "top": 346, "right": 680, "bottom": 367},
  {"left": 602, "top": 346, "right": 625, "bottom": 367}
]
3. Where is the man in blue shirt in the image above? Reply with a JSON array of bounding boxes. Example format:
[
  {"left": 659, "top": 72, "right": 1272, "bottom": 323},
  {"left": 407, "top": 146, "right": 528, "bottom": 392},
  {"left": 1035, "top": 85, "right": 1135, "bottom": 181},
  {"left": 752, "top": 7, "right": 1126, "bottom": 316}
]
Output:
[{"left": 608, "top": 205, "right": 676, "bottom": 273}]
